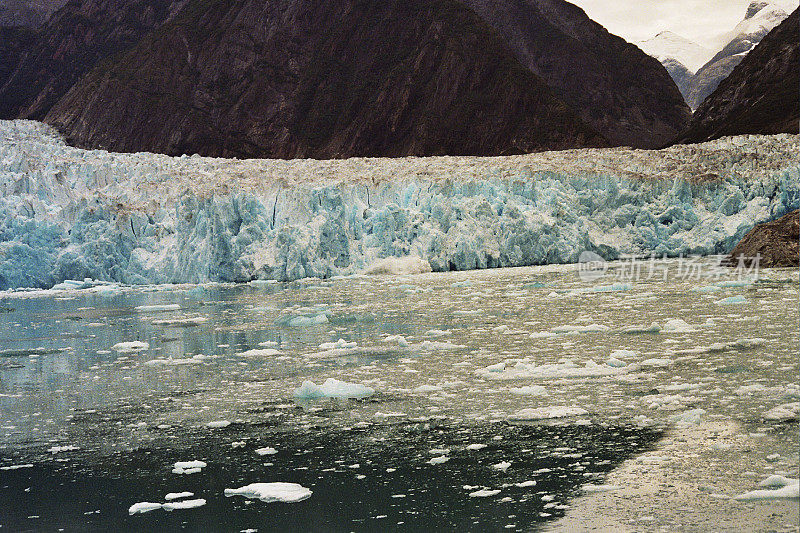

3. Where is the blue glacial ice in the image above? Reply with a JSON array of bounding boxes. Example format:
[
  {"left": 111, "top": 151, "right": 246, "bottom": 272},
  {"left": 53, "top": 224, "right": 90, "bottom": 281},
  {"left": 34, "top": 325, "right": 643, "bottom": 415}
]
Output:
[{"left": 0, "top": 119, "right": 798, "bottom": 289}]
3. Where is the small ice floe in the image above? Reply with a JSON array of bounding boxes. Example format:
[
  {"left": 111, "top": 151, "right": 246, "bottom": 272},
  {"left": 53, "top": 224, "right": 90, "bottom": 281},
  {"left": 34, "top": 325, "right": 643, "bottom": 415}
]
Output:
[
  {"left": 383, "top": 335, "right": 409, "bottom": 347},
  {"left": 492, "top": 461, "right": 512, "bottom": 472},
  {"left": 412, "top": 340, "right": 464, "bottom": 351},
  {"left": 638, "top": 358, "right": 673, "bottom": 368},
  {"left": 515, "top": 481, "right": 536, "bottom": 487},
  {"left": 129, "top": 502, "right": 162, "bottom": 515},
  {"left": 429, "top": 448, "right": 450, "bottom": 455},
  {"left": 466, "top": 443, "right": 487, "bottom": 451},
  {"left": 733, "top": 476, "right": 799, "bottom": 500},
  {"left": 135, "top": 304, "right": 181, "bottom": 312},
  {"left": 669, "top": 408, "right": 705, "bottom": 426},
  {"left": 224, "top": 482, "right": 312, "bottom": 503},
  {"left": 47, "top": 445, "right": 79, "bottom": 453},
  {"left": 715, "top": 296, "right": 747, "bottom": 305},
  {"left": 427, "top": 456, "right": 450, "bottom": 465},
  {"left": 293, "top": 378, "right": 375, "bottom": 399},
  {"left": 236, "top": 348, "right": 282, "bottom": 357},
  {"left": 620, "top": 322, "right": 661, "bottom": 334},
  {"left": 319, "top": 339, "right": 357, "bottom": 350},
  {"left": 763, "top": 402, "right": 799, "bottom": 421},
  {"left": 550, "top": 324, "right": 610, "bottom": 334},
  {"left": 691, "top": 285, "right": 722, "bottom": 293},
  {"left": 364, "top": 256, "right": 432, "bottom": 276},
  {"left": 111, "top": 341, "right": 149, "bottom": 352},
  {"left": 529, "top": 331, "right": 558, "bottom": 339},
  {"left": 661, "top": 319, "right": 696, "bottom": 333},
  {"left": 163, "top": 498, "right": 206, "bottom": 511},
  {"left": 151, "top": 317, "right": 208, "bottom": 327},
  {"left": 476, "top": 360, "right": 629, "bottom": 381},
  {"left": 581, "top": 484, "right": 621, "bottom": 493},
  {"left": 509, "top": 407, "right": 588, "bottom": 420},
  {"left": 588, "top": 283, "right": 630, "bottom": 293},
  {"left": 280, "top": 313, "right": 329, "bottom": 327},
  {"left": 469, "top": 488, "right": 501, "bottom": 497},
  {"left": 255, "top": 447, "right": 278, "bottom": 456},
  {"left": 509, "top": 385, "right": 548, "bottom": 396},
  {"left": 172, "top": 460, "right": 207, "bottom": 474},
  {"left": 0, "top": 463, "right": 34, "bottom": 470},
  {"left": 426, "top": 329, "right": 451, "bottom": 337},
  {"left": 413, "top": 385, "right": 444, "bottom": 393},
  {"left": 206, "top": 420, "right": 231, "bottom": 429},
  {"left": 144, "top": 354, "right": 209, "bottom": 366},
  {"left": 164, "top": 492, "right": 194, "bottom": 501}
]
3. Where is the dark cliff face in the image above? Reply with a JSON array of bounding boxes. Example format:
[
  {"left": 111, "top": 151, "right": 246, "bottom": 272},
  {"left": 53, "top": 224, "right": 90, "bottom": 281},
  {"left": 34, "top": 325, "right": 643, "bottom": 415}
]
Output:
[
  {"left": 676, "top": 8, "right": 799, "bottom": 144},
  {"left": 44, "top": 0, "right": 609, "bottom": 159},
  {"left": 460, "top": 0, "right": 691, "bottom": 148},
  {"left": 0, "top": 0, "right": 187, "bottom": 120},
  {"left": 722, "top": 209, "right": 799, "bottom": 268}
]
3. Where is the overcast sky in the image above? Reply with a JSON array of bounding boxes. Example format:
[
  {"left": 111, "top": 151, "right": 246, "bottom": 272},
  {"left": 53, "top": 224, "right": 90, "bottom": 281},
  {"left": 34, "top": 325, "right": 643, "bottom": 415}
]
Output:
[{"left": 569, "top": 0, "right": 797, "bottom": 48}]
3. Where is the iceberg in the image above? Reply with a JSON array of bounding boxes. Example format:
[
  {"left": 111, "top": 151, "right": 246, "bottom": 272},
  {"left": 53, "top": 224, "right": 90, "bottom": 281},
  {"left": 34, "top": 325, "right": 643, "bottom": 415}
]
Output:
[
  {"left": 1, "top": 120, "right": 798, "bottom": 289},
  {"left": 293, "top": 378, "right": 375, "bottom": 399}
]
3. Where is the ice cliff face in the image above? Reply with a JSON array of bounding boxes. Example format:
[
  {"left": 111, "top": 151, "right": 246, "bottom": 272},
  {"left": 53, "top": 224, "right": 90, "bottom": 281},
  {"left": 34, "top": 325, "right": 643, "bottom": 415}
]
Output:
[{"left": 0, "top": 120, "right": 798, "bottom": 289}]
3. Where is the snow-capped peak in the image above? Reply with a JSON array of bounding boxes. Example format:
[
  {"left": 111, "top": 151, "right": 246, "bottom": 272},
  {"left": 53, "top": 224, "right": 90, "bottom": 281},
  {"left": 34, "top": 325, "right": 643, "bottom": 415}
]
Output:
[
  {"left": 636, "top": 32, "right": 712, "bottom": 73},
  {"left": 716, "top": 1, "right": 790, "bottom": 46}
]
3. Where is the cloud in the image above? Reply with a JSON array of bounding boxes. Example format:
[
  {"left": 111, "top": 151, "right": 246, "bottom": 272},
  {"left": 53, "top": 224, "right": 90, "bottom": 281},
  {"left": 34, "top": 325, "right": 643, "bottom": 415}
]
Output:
[{"left": 569, "top": 0, "right": 796, "bottom": 48}]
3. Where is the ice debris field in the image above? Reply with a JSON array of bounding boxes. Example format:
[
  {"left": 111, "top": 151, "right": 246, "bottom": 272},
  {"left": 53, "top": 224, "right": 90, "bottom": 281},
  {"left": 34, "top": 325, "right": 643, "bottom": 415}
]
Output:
[{"left": 1, "top": 120, "right": 798, "bottom": 289}]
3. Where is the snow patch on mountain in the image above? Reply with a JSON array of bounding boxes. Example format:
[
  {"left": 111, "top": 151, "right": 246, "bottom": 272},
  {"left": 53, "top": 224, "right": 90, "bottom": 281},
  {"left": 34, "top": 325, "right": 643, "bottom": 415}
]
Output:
[{"left": 637, "top": 32, "right": 712, "bottom": 73}]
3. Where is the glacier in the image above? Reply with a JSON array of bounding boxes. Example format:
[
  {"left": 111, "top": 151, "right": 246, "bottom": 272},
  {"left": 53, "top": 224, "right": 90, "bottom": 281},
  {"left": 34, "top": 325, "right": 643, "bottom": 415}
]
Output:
[{"left": 0, "top": 119, "right": 798, "bottom": 290}]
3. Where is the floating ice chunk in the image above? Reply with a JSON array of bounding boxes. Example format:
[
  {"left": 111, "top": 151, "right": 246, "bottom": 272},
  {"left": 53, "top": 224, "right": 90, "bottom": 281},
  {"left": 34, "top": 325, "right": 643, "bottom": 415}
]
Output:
[
  {"left": 224, "top": 482, "right": 312, "bottom": 503},
  {"left": 763, "top": 402, "right": 799, "bottom": 421},
  {"left": 716, "top": 296, "right": 747, "bottom": 305},
  {"left": 529, "top": 331, "right": 558, "bottom": 339},
  {"left": 319, "top": 339, "right": 357, "bottom": 350},
  {"left": 364, "top": 256, "right": 432, "bottom": 276},
  {"left": 163, "top": 498, "right": 206, "bottom": 511},
  {"left": 429, "top": 448, "right": 450, "bottom": 455},
  {"left": 581, "top": 484, "right": 621, "bottom": 493},
  {"left": 112, "top": 341, "right": 149, "bottom": 352},
  {"left": 152, "top": 316, "right": 208, "bottom": 327},
  {"left": 164, "top": 492, "right": 194, "bottom": 501},
  {"left": 717, "top": 280, "right": 753, "bottom": 288},
  {"left": 145, "top": 354, "right": 209, "bottom": 366},
  {"left": 509, "top": 385, "right": 548, "bottom": 396},
  {"left": 414, "top": 385, "right": 444, "bottom": 393},
  {"left": 469, "top": 489, "right": 501, "bottom": 497},
  {"left": 466, "top": 444, "right": 487, "bottom": 451},
  {"left": 47, "top": 445, "right": 79, "bottom": 453},
  {"left": 662, "top": 319, "right": 696, "bottom": 333},
  {"left": 590, "top": 283, "right": 630, "bottom": 293},
  {"left": 509, "top": 407, "right": 588, "bottom": 420},
  {"left": 0, "top": 463, "right": 34, "bottom": 470},
  {"left": 173, "top": 460, "right": 207, "bottom": 474},
  {"left": 733, "top": 478, "right": 799, "bottom": 500},
  {"left": 283, "top": 314, "right": 329, "bottom": 327},
  {"left": 610, "top": 349, "right": 637, "bottom": 359},
  {"left": 605, "top": 358, "right": 627, "bottom": 368},
  {"left": 412, "top": 340, "right": 464, "bottom": 351},
  {"left": 758, "top": 475, "right": 798, "bottom": 489},
  {"left": 427, "top": 456, "right": 450, "bottom": 465},
  {"left": 621, "top": 323, "right": 661, "bottom": 334},
  {"left": 551, "top": 324, "right": 610, "bottom": 333},
  {"left": 255, "top": 447, "right": 278, "bottom": 456},
  {"left": 383, "top": 335, "right": 409, "bottom": 347},
  {"left": 293, "top": 378, "right": 375, "bottom": 399},
  {"left": 129, "top": 502, "right": 162, "bottom": 515},
  {"left": 733, "top": 338, "right": 766, "bottom": 349},
  {"left": 135, "top": 304, "right": 181, "bottom": 312},
  {"left": 206, "top": 420, "right": 231, "bottom": 429},
  {"left": 476, "top": 360, "right": 629, "bottom": 380},
  {"left": 669, "top": 408, "right": 706, "bottom": 426},
  {"left": 691, "top": 286, "right": 722, "bottom": 293},
  {"left": 639, "top": 358, "right": 673, "bottom": 367},
  {"left": 237, "top": 348, "right": 282, "bottom": 357},
  {"left": 515, "top": 481, "right": 536, "bottom": 487},
  {"left": 425, "top": 329, "right": 451, "bottom": 337},
  {"left": 492, "top": 461, "right": 512, "bottom": 472}
]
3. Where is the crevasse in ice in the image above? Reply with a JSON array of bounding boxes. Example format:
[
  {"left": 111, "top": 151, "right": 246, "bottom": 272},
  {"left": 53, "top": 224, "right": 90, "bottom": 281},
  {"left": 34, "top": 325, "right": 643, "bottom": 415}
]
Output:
[{"left": 1, "top": 120, "right": 798, "bottom": 289}]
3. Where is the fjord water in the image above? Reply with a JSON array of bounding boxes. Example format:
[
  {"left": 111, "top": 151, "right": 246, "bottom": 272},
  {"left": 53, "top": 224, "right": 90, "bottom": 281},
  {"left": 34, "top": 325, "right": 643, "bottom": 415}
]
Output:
[{"left": 0, "top": 259, "right": 797, "bottom": 531}]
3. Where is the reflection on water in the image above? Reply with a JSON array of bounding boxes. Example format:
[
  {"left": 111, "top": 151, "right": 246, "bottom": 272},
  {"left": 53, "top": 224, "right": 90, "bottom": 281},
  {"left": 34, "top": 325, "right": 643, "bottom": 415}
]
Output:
[{"left": 0, "top": 259, "right": 797, "bottom": 530}]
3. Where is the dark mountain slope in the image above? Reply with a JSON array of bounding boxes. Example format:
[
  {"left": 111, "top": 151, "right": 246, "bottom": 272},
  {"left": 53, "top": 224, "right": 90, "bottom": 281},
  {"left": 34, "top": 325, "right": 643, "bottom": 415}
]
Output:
[
  {"left": 0, "top": 0, "right": 187, "bottom": 120},
  {"left": 45, "top": 0, "right": 608, "bottom": 159},
  {"left": 460, "top": 0, "right": 691, "bottom": 148},
  {"left": 676, "top": 8, "right": 799, "bottom": 144}
]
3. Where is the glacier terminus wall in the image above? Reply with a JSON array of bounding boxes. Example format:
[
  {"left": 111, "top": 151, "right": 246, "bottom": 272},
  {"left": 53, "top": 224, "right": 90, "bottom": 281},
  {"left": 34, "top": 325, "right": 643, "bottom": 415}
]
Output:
[{"left": 0, "top": 120, "right": 798, "bottom": 289}]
